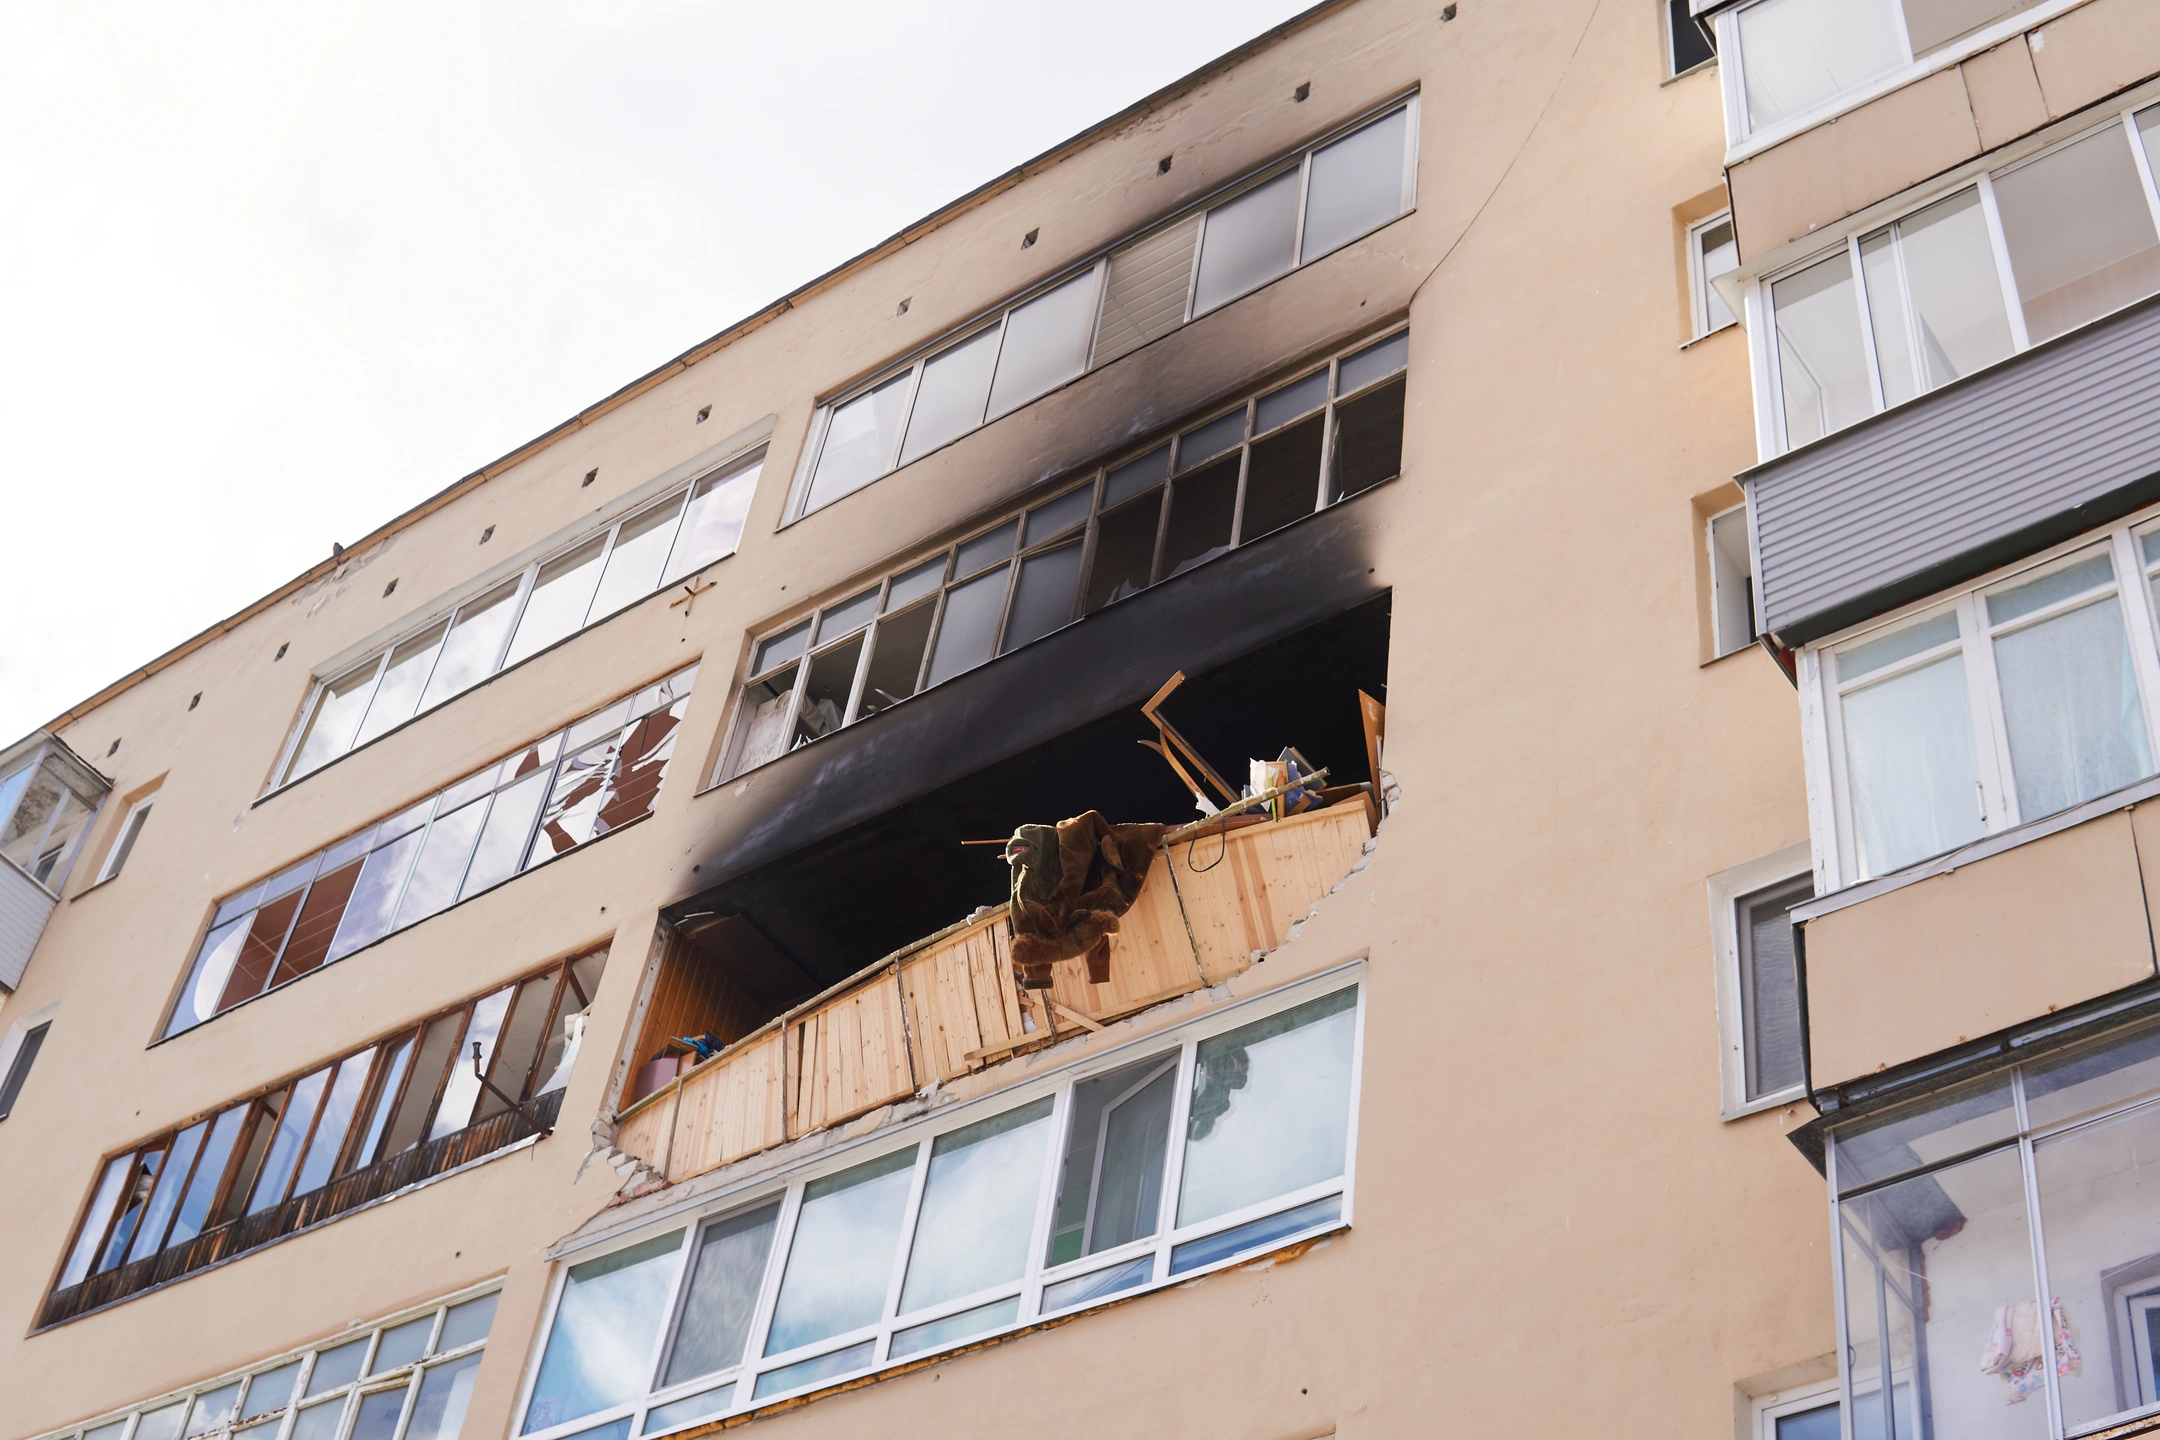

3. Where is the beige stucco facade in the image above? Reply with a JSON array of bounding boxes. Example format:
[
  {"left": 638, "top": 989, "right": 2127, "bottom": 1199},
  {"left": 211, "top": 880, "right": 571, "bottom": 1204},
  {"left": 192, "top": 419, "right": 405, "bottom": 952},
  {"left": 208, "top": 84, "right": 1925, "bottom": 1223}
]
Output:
[{"left": 23, "top": 1, "right": 2155, "bottom": 1439}]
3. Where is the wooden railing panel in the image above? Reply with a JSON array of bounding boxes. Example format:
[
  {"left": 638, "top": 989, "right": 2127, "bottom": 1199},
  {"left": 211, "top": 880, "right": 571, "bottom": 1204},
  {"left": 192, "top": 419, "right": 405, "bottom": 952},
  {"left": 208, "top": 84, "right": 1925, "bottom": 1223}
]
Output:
[
  {"left": 1170, "top": 801, "right": 1374, "bottom": 981},
  {"left": 1047, "top": 869, "right": 1205, "bottom": 1021},
  {"left": 900, "top": 918, "right": 1026, "bottom": 1084},
  {"left": 669, "top": 1031, "right": 784, "bottom": 1178},
  {"left": 615, "top": 1087, "right": 677, "bottom": 1170},
  {"left": 787, "top": 978, "right": 912, "bottom": 1136}
]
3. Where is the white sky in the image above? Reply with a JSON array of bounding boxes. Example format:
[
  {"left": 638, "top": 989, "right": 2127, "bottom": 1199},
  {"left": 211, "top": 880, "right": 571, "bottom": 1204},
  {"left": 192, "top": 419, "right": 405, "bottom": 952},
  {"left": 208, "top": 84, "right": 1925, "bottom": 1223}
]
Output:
[{"left": 0, "top": 0, "right": 1313, "bottom": 743}]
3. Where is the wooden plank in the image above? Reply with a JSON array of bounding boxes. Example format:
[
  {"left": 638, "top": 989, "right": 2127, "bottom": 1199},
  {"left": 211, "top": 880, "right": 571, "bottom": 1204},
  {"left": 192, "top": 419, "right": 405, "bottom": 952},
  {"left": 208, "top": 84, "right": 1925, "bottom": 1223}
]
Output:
[{"left": 614, "top": 1086, "right": 677, "bottom": 1175}]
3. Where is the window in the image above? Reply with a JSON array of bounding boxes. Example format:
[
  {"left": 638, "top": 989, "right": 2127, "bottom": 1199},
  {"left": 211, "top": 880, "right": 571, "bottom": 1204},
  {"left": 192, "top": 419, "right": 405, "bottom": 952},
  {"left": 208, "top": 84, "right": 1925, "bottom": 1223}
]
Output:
[
  {"left": 723, "top": 331, "right": 1406, "bottom": 779},
  {"left": 39, "top": 1288, "right": 498, "bottom": 1440},
  {"left": 168, "top": 667, "right": 692, "bottom": 1039},
  {"left": 0, "top": 1019, "right": 51, "bottom": 1119},
  {"left": 1762, "top": 107, "right": 2160, "bottom": 452},
  {"left": 276, "top": 453, "right": 755, "bottom": 787},
  {"left": 52, "top": 956, "right": 597, "bottom": 1320},
  {"left": 1666, "top": 0, "right": 1718, "bottom": 78},
  {"left": 517, "top": 979, "right": 1361, "bottom": 1436},
  {"left": 1723, "top": 0, "right": 2046, "bottom": 139},
  {"left": 1807, "top": 519, "right": 2160, "bottom": 885},
  {"left": 1709, "top": 504, "right": 1755, "bottom": 656},
  {"left": 1690, "top": 212, "right": 1740, "bottom": 339},
  {"left": 0, "top": 745, "right": 106, "bottom": 894},
  {"left": 1824, "top": 1017, "right": 2160, "bottom": 1439},
  {"left": 1753, "top": 1383, "right": 1848, "bottom": 1440},
  {"left": 1710, "top": 845, "right": 1814, "bottom": 1116},
  {"left": 98, "top": 794, "right": 156, "bottom": 883},
  {"left": 789, "top": 99, "right": 1417, "bottom": 520}
]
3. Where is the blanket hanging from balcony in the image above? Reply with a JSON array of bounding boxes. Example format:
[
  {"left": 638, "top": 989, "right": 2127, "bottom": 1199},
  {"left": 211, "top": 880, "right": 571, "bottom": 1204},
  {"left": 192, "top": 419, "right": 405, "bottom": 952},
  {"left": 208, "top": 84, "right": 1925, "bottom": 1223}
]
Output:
[{"left": 1004, "top": 811, "right": 1169, "bottom": 989}]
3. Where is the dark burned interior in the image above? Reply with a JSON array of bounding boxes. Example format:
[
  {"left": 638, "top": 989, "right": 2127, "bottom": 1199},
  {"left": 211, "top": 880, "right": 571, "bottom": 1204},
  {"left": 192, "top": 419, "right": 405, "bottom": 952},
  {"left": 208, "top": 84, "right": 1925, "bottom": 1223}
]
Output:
[{"left": 629, "top": 591, "right": 1391, "bottom": 1093}]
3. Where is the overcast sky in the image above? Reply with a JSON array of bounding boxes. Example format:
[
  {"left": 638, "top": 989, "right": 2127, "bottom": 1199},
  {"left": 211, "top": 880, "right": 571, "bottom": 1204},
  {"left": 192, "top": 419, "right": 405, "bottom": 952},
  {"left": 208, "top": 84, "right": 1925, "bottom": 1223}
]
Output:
[{"left": 0, "top": 0, "right": 1312, "bottom": 743}]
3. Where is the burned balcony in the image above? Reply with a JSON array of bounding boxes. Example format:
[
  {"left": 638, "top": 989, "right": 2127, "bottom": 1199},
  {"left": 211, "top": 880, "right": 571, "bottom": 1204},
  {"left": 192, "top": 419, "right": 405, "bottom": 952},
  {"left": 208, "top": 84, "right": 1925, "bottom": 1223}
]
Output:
[{"left": 0, "top": 731, "right": 109, "bottom": 992}]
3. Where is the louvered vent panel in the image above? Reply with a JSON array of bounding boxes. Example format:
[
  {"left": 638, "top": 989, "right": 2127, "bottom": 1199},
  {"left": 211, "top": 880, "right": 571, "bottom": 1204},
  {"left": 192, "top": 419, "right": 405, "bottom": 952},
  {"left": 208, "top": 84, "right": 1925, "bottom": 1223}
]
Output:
[{"left": 1093, "top": 216, "right": 1200, "bottom": 366}]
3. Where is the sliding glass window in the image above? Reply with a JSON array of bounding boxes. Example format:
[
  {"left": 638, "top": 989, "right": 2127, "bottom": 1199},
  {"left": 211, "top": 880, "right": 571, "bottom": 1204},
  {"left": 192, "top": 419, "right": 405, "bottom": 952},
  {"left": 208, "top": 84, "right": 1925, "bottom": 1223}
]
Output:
[
  {"left": 722, "top": 330, "right": 1405, "bottom": 780},
  {"left": 277, "top": 452, "right": 755, "bottom": 786},
  {"left": 1765, "top": 106, "right": 2160, "bottom": 452},
  {"left": 170, "top": 667, "right": 692, "bottom": 1038},
  {"left": 790, "top": 98, "right": 1416, "bottom": 519},
  {"left": 516, "top": 980, "right": 1362, "bottom": 1438}
]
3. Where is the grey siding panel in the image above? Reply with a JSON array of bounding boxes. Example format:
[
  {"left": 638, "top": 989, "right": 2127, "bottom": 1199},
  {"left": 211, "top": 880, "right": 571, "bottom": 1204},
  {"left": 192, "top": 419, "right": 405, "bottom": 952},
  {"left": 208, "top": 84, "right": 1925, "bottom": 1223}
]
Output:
[
  {"left": 1748, "top": 293, "right": 2160, "bottom": 644},
  {"left": 0, "top": 861, "right": 57, "bottom": 992}
]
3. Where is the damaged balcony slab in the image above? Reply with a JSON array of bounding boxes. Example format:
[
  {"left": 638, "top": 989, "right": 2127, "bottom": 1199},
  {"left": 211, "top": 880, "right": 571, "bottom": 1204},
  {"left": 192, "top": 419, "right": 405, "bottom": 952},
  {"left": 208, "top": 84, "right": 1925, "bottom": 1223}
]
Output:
[{"left": 607, "top": 800, "right": 1377, "bottom": 1190}]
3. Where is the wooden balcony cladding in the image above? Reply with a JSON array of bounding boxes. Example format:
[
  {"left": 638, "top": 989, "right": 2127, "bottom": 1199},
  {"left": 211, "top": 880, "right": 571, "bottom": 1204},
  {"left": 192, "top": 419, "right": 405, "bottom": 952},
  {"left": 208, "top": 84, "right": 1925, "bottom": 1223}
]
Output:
[
  {"left": 615, "top": 799, "right": 1375, "bottom": 1185},
  {"left": 1799, "top": 800, "right": 2160, "bottom": 1088}
]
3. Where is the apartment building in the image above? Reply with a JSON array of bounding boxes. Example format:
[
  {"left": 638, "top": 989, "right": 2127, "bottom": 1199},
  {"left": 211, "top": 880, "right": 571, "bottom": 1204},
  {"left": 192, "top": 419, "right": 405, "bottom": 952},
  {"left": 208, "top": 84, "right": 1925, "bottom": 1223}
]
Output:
[{"left": 7, "top": 0, "right": 2158, "bottom": 1438}]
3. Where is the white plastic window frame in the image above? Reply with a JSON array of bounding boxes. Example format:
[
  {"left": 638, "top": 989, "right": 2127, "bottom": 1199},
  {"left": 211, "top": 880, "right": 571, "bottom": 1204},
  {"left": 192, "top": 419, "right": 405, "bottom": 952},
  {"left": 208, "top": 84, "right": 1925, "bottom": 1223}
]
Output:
[
  {"left": 1754, "top": 1378, "right": 1844, "bottom": 1440},
  {"left": 1708, "top": 500, "right": 1755, "bottom": 656},
  {"left": 1688, "top": 210, "right": 1740, "bottom": 340},
  {"left": 269, "top": 448, "right": 761, "bottom": 793},
  {"left": 34, "top": 1282, "right": 501, "bottom": 1440},
  {"left": 1714, "top": 0, "right": 2087, "bottom": 159},
  {"left": 514, "top": 966, "right": 1365, "bottom": 1438},
  {"left": 1752, "top": 102, "right": 2160, "bottom": 457},
  {"left": 96, "top": 794, "right": 157, "bottom": 884},
  {"left": 782, "top": 94, "right": 1421, "bottom": 524},
  {"left": 1823, "top": 1027, "right": 2160, "bottom": 1440},
  {"left": 720, "top": 328, "right": 1409, "bottom": 784},
  {"left": 1799, "top": 508, "right": 2160, "bottom": 891},
  {"left": 1708, "top": 841, "right": 1814, "bottom": 1119}
]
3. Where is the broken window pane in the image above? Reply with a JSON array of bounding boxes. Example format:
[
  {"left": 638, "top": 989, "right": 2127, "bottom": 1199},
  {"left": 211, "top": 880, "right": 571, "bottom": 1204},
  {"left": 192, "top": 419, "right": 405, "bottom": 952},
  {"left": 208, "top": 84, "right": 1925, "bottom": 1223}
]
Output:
[
  {"left": 1193, "top": 169, "right": 1301, "bottom": 314},
  {"left": 522, "top": 1230, "right": 684, "bottom": 1434},
  {"left": 353, "top": 624, "right": 448, "bottom": 749},
  {"left": 665, "top": 460, "right": 760, "bottom": 585},
  {"left": 663, "top": 1202, "right": 782, "bottom": 1387},
  {"left": 1160, "top": 457, "right": 1239, "bottom": 578},
  {"left": 289, "top": 663, "right": 382, "bottom": 781},
  {"left": 924, "top": 565, "right": 1009, "bottom": 688},
  {"left": 857, "top": 603, "right": 935, "bottom": 718},
  {"left": 899, "top": 327, "right": 999, "bottom": 464},
  {"left": 505, "top": 537, "right": 608, "bottom": 668},
  {"left": 531, "top": 738, "right": 622, "bottom": 865},
  {"left": 806, "top": 375, "right": 910, "bottom": 513},
  {"left": 1330, "top": 375, "right": 1404, "bottom": 501},
  {"left": 987, "top": 271, "right": 1098, "bottom": 418},
  {"left": 589, "top": 495, "right": 687, "bottom": 621},
  {"left": 1176, "top": 986, "right": 1356, "bottom": 1228},
  {"left": 1995, "top": 123, "right": 2160, "bottom": 344},
  {"left": 1001, "top": 544, "right": 1084, "bottom": 654},
  {"left": 1050, "top": 1053, "right": 1177, "bottom": 1265},
  {"left": 796, "top": 637, "right": 862, "bottom": 742},
  {"left": 901, "top": 1099, "right": 1054, "bottom": 1315},
  {"left": 431, "top": 986, "right": 515, "bottom": 1139},
  {"left": 1301, "top": 107, "right": 1409, "bottom": 262},
  {"left": 595, "top": 703, "right": 683, "bottom": 834},
  {"left": 1241, "top": 414, "right": 1324, "bottom": 542},
  {"left": 1085, "top": 493, "right": 1162, "bottom": 613},
  {"left": 764, "top": 1148, "right": 918, "bottom": 1356},
  {"left": 730, "top": 666, "right": 800, "bottom": 776},
  {"left": 420, "top": 578, "right": 523, "bottom": 711}
]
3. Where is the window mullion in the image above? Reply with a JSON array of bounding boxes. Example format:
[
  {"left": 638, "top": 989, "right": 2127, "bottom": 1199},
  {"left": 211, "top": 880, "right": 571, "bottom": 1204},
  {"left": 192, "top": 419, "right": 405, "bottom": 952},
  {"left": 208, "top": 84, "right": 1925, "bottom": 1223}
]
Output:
[
  {"left": 1081, "top": 256, "right": 1111, "bottom": 371},
  {"left": 1151, "top": 1041, "right": 1200, "bottom": 1280},
  {"left": 1975, "top": 173, "right": 2032, "bottom": 351},
  {"left": 2015, "top": 1119, "right": 2068, "bottom": 1438},
  {"left": 1228, "top": 404, "right": 1254, "bottom": 545},
  {"left": 1848, "top": 234, "right": 1889, "bottom": 414},
  {"left": 1960, "top": 593, "right": 2017, "bottom": 831},
  {"left": 638, "top": 1228, "right": 699, "bottom": 1400},
  {"left": 879, "top": 1143, "right": 935, "bottom": 1355},
  {"left": 1017, "top": 1084, "right": 1072, "bottom": 1322},
  {"left": 1885, "top": 0, "right": 1915, "bottom": 64},
  {"left": 487, "top": 567, "right": 541, "bottom": 679},
  {"left": 2122, "top": 108, "right": 2160, "bottom": 255},
  {"left": 1181, "top": 210, "right": 1209, "bottom": 325},
  {"left": 742, "top": 1183, "right": 806, "bottom": 1387},
  {"left": 1818, "top": 651, "right": 1865, "bottom": 885},
  {"left": 2110, "top": 529, "right": 2160, "bottom": 764}
]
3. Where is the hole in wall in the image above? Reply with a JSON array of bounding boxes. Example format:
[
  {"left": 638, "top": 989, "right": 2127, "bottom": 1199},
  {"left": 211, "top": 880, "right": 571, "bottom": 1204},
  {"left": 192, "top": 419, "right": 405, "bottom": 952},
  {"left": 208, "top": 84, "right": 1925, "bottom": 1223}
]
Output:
[
  {"left": 696, "top": 405, "right": 711, "bottom": 424},
  {"left": 583, "top": 469, "right": 598, "bottom": 487},
  {"left": 106, "top": 739, "right": 120, "bottom": 757},
  {"left": 895, "top": 297, "right": 911, "bottom": 316},
  {"left": 189, "top": 693, "right": 201, "bottom": 711},
  {"left": 1294, "top": 82, "right": 1310, "bottom": 102},
  {"left": 382, "top": 579, "right": 398, "bottom": 598},
  {"left": 480, "top": 526, "right": 494, "bottom": 545},
  {"left": 1021, "top": 229, "right": 1038, "bottom": 249},
  {"left": 1157, "top": 156, "right": 1172, "bottom": 174},
  {"left": 275, "top": 644, "right": 288, "bottom": 661}
]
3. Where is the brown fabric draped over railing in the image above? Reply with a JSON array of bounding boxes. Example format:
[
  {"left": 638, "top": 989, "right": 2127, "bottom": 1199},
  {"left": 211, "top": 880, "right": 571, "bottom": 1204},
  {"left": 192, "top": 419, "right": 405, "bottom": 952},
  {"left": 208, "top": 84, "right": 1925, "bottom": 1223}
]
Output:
[{"left": 37, "top": 1088, "right": 562, "bottom": 1331}]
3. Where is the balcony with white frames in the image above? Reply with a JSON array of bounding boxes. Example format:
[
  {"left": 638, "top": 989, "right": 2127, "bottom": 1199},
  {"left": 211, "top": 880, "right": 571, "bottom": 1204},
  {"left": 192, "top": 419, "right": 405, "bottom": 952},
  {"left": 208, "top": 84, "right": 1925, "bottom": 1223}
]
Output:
[{"left": 0, "top": 731, "right": 109, "bottom": 992}]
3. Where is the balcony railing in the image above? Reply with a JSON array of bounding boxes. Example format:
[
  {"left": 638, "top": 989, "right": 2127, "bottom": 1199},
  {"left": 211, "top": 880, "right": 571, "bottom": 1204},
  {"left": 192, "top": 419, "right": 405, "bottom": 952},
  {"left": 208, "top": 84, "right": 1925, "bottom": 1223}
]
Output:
[
  {"left": 612, "top": 799, "right": 1377, "bottom": 1185},
  {"left": 37, "top": 1088, "right": 563, "bottom": 1330}
]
